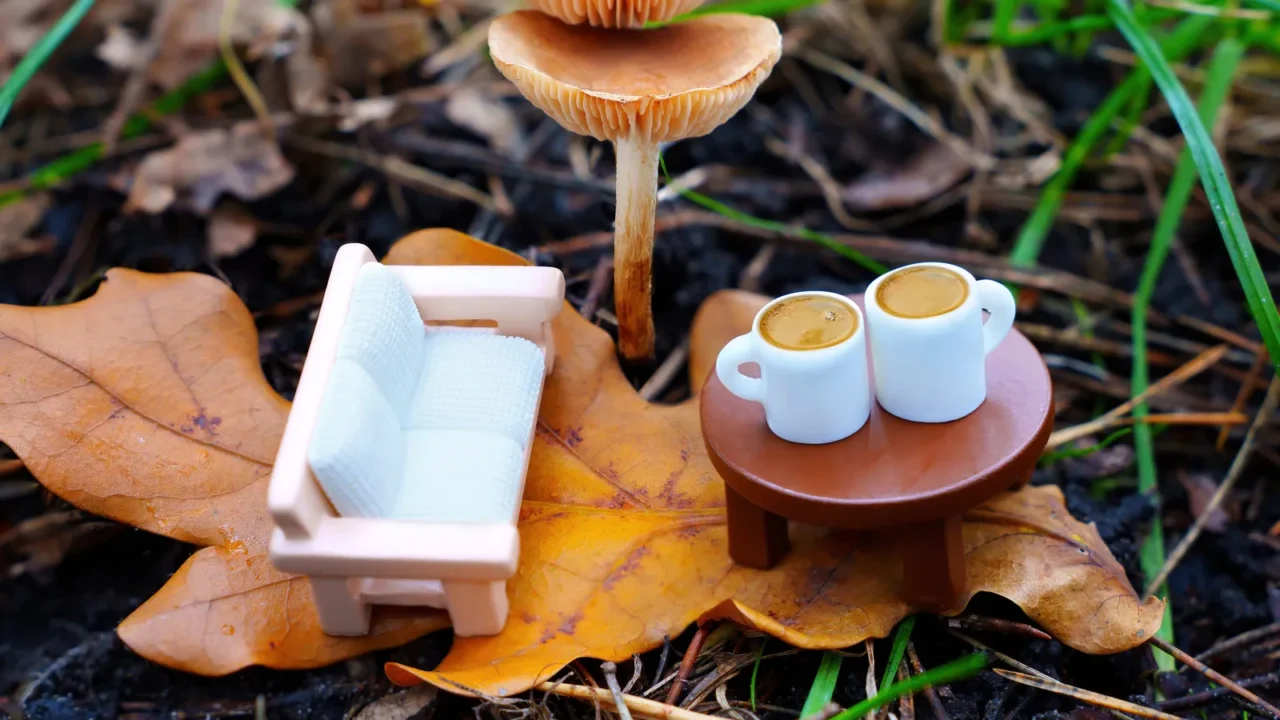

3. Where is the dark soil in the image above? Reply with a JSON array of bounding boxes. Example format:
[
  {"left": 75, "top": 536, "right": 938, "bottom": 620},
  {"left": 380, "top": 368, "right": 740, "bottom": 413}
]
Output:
[{"left": 2, "top": 6, "right": 1279, "bottom": 719}]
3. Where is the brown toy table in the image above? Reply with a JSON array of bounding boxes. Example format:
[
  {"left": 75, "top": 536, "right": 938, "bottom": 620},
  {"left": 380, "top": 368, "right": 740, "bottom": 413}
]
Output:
[{"left": 701, "top": 294, "right": 1053, "bottom": 611}]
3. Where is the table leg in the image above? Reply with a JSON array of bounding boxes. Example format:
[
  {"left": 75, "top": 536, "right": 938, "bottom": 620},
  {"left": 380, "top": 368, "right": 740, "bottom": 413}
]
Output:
[
  {"left": 725, "top": 485, "right": 790, "bottom": 569},
  {"left": 900, "top": 515, "right": 965, "bottom": 612}
]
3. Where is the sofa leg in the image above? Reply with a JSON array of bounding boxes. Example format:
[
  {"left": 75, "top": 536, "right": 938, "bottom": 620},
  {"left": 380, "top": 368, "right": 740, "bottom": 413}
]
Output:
[
  {"left": 311, "top": 577, "right": 372, "bottom": 635},
  {"left": 444, "top": 580, "right": 509, "bottom": 636}
]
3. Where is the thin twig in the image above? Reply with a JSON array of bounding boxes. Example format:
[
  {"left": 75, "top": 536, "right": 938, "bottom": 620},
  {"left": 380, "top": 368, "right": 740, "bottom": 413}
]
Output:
[
  {"left": 102, "top": 0, "right": 178, "bottom": 152},
  {"left": 665, "top": 625, "right": 710, "bottom": 706},
  {"left": 535, "top": 209, "right": 1156, "bottom": 318},
  {"left": 539, "top": 680, "right": 720, "bottom": 720},
  {"left": 602, "top": 662, "right": 635, "bottom": 720},
  {"left": 993, "top": 670, "right": 1182, "bottom": 720},
  {"left": 1159, "top": 671, "right": 1280, "bottom": 712},
  {"left": 947, "top": 616, "right": 1052, "bottom": 641},
  {"left": 0, "top": 459, "right": 25, "bottom": 477},
  {"left": 220, "top": 0, "right": 274, "bottom": 136},
  {"left": 739, "top": 243, "right": 776, "bottom": 293},
  {"left": 1048, "top": 344, "right": 1231, "bottom": 449},
  {"left": 1219, "top": 350, "right": 1268, "bottom": 449},
  {"left": 795, "top": 48, "right": 996, "bottom": 170},
  {"left": 906, "top": 644, "right": 949, "bottom": 719},
  {"left": 1144, "top": 374, "right": 1280, "bottom": 596},
  {"left": 579, "top": 255, "right": 614, "bottom": 322},
  {"left": 1196, "top": 622, "right": 1280, "bottom": 664},
  {"left": 1147, "top": 635, "right": 1280, "bottom": 719},
  {"left": 639, "top": 338, "right": 690, "bottom": 402},
  {"left": 897, "top": 662, "right": 915, "bottom": 720},
  {"left": 285, "top": 136, "right": 497, "bottom": 211}
]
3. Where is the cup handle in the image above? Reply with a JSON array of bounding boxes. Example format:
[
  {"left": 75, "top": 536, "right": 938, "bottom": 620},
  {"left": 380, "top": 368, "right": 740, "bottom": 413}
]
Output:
[
  {"left": 977, "top": 279, "right": 1016, "bottom": 355},
  {"left": 715, "top": 335, "right": 764, "bottom": 402}
]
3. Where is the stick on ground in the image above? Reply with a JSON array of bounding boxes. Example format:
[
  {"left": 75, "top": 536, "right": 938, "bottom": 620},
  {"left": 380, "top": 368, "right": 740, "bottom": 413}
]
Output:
[
  {"left": 993, "top": 669, "right": 1183, "bottom": 720},
  {"left": 1148, "top": 635, "right": 1280, "bottom": 719},
  {"left": 1145, "top": 374, "right": 1280, "bottom": 596}
]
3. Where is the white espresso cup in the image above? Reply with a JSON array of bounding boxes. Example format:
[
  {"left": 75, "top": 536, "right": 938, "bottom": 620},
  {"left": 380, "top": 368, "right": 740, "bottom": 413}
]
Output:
[
  {"left": 715, "top": 291, "right": 871, "bottom": 444},
  {"left": 865, "top": 262, "right": 1016, "bottom": 423}
]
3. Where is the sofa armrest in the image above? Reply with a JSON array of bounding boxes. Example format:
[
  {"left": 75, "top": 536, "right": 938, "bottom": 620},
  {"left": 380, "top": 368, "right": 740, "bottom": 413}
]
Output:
[
  {"left": 390, "top": 266, "right": 564, "bottom": 371},
  {"left": 268, "top": 243, "right": 377, "bottom": 539},
  {"left": 269, "top": 518, "right": 519, "bottom": 581}
]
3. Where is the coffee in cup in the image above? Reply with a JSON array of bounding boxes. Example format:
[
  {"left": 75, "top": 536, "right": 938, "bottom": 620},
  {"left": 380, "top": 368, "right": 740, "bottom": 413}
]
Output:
[
  {"left": 865, "top": 262, "right": 1016, "bottom": 423},
  {"left": 716, "top": 291, "right": 871, "bottom": 444},
  {"left": 760, "top": 294, "right": 859, "bottom": 350},
  {"left": 875, "top": 265, "right": 969, "bottom": 319}
]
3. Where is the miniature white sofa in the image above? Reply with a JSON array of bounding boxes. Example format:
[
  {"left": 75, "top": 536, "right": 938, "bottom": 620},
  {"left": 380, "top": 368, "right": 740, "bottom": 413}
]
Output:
[{"left": 268, "top": 242, "right": 563, "bottom": 637}]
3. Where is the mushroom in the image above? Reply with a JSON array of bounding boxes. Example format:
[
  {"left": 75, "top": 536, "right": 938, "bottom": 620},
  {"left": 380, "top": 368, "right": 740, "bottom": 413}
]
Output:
[
  {"left": 527, "top": 0, "right": 706, "bottom": 28},
  {"left": 489, "top": 11, "right": 782, "bottom": 360}
]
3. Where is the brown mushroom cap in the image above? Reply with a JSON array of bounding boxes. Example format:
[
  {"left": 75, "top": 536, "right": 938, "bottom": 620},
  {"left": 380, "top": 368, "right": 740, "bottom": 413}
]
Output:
[
  {"left": 526, "top": 0, "right": 706, "bottom": 29},
  {"left": 489, "top": 11, "right": 782, "bottom": 145}
]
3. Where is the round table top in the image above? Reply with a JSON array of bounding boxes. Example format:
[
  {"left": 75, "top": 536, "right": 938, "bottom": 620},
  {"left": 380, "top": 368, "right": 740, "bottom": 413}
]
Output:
[{"left": 701, "top": 294, "right": 1054, "bottom": 530}]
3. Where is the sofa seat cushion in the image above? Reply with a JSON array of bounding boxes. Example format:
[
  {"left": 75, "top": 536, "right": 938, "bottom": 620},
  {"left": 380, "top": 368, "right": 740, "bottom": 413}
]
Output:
[
  {"left": 308, "top": 359, "right": 405, "bottom": 519},
  {"left": 396, "top": 428, "right": 526, "bottom": 523},
  {"left": 408, "top": 330, "right": 546, "bottom": 446}
]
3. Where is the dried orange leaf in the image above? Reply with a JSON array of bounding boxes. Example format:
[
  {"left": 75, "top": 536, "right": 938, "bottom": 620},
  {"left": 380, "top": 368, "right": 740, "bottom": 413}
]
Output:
[
  {"left": 376, "top": 234, "right": 1163, "bottom": 697},
  {"left": 0, "top": 267, "right": 444, "bottom": 674},
  {"left": 118, "top": 546, "right": 447, "bottom": 674}
]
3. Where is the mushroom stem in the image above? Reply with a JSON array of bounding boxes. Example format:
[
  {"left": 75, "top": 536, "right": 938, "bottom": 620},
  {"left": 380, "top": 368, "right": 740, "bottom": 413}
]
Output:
[{"left": 613, "top": 135, "right": 659, "bottom": 361}]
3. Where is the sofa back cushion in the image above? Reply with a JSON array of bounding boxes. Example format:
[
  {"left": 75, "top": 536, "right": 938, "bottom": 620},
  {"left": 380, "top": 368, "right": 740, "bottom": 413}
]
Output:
[
  {"left": 409, "top": 331, "right": 545, "bottom": 446},
  {"left": 308, "top": 359, "right": 406, "bottom": 518},
  {"left": 337, "top": 263, "right": 426, "bottom": 419}
]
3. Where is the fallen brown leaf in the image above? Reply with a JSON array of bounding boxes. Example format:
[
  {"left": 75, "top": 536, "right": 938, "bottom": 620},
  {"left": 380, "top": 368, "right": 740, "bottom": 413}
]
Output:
[
  {"left": 374, "top": 237, "right": 1162, "bottom": 697},
  {"left": 127, "top": 121, "right": 295, "bottom": 214},
  {"left": 842, "top": 143, "right": 970, "bottom": 212},
  {"left": 1176, "top": 471, "right": 1232, "bottom": 533},
  {"left": 0, "top": 266, "right": 445, "bottom": 673},
  {"left": 0, "top": 230, "right": 1161, "bottom": 684},
  {"left": 0, "top": 192, "right": 55, "bottom": 264}
]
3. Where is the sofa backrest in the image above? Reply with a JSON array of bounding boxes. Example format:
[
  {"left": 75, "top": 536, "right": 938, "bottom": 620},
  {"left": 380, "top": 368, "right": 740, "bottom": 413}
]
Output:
[
  {"left": 335, "top": 263, "right": 426, "bottom": 420},
  {"left": 307, "top": 263, "right": 425, "bottom": 518}
]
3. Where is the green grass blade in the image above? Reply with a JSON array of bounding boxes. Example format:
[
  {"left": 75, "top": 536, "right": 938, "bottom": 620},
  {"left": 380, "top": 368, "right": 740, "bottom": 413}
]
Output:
[
  {"left": 1007, "top": 14, "right": 1216, "bottom": 268},
  {"left": 675, "top": 188, "right": 888, "bottom": 274},
  {"left": 1127, "top": 33, "right": 1245, "bottom": 674},
  {"left": 829, "top": 654, "right": 988, "bottom": 720},
  {"left": 993, "top": 0, "right": 1019, "bottom": 41},
  {"left": 0, "top": 61, "right": 229, "bottom": 208},
  {"left": 995, "top": 15, "right": 1115, "bottom": 45},
  {"left": 1102, "top": 76, "right": 1153, "bottom": 158},
  {"left": 0, "top": 0, "right": 98, "bottom": 129},
  {"left": 657, "top": 155, "right": 886, "bottom": 274},
  {"left": 1106, "top": 1, "right": 1280, "bottom": 372},
  {"left": 654, "top": 0, "right": 825, "bottom": 25},
  {"left": 801, "top": 651, "right": 844, "bottom": 718},
  {"left": 750, "top": 639, "right": 767, "bottom": 711},
  {"left": 879, "top": 616, "right": 916, "bottom": 691}
]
